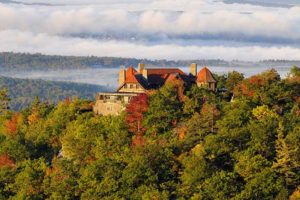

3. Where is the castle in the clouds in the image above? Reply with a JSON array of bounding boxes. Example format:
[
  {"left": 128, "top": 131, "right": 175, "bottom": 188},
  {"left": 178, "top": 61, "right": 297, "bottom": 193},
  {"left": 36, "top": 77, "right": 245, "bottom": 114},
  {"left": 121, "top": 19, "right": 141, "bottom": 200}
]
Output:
[{"left": 93, "top": 63, "right": 217, "bottom": 115}]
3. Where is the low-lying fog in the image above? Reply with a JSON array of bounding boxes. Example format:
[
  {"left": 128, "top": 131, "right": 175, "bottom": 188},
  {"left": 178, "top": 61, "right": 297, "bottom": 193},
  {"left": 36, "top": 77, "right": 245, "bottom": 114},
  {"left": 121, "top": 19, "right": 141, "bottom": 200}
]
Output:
[{"left": 0, "top": 64, "right": 293, "bottom": 88}]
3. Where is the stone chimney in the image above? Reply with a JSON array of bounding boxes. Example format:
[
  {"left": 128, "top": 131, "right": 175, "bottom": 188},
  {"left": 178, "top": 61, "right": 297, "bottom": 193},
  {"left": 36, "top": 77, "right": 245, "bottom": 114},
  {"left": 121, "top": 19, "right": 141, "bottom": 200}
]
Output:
[
  {"left": 118, "top": 66, "right": 126, "bottom": 87},
  {"left": 142, "top": 69, "right": 148, "bottom": 79},
  {"left": 190, "top": 63, "right": 197, "bottom": 76},
  {"left": 138, "top": 63, "right": 145, "bottom": 74}
]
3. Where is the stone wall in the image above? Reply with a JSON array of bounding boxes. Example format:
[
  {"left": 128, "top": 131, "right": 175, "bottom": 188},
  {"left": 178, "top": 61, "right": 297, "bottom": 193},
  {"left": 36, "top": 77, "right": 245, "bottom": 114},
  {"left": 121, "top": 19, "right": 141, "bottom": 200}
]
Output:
[
  {"left": 118, "top": 83, "right": 145, "bottom": 93},
  {"left": 93, "top": 93, "right": 137, "bottom": 115}
]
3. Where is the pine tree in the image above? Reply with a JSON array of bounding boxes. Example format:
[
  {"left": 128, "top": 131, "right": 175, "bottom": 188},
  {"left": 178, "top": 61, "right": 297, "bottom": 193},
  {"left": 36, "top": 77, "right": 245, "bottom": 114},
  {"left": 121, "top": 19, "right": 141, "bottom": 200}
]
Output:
[
  {"left": 0, "top": 87, "right": 10, "bottom": 113},
  {"left": 272, "top": 121, "right": 299, "bottom": 189}
]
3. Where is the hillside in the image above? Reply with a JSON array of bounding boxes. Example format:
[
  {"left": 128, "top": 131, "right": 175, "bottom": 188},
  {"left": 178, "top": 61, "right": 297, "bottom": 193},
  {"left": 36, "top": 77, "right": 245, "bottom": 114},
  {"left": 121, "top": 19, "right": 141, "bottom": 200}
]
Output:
[
  {"left": 0, "top": 67, "right": 300, "bottom": 199},
  {"left": 0, "top": 76, "right": 110, "bottom": 110},
  {"left": 1, "top": 52, "right": 300, "bottom": 71}
]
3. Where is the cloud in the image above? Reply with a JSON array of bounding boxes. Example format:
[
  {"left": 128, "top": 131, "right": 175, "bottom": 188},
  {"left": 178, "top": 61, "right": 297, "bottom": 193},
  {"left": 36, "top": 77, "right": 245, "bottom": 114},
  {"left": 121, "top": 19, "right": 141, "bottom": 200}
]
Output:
[
  {"left": 0, "top": 2, "right": 300, "bottom": 40},
  {"left": 0, "top": 0, "right": 300, "bottom": 60},
  {"left": 1, "top": 30, "right": 300, "bottom": 61}
]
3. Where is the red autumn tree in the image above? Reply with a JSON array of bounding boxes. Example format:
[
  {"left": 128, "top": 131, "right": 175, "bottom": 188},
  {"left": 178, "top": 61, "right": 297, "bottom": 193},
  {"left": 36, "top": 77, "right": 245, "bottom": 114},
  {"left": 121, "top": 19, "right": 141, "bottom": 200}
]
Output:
[
  {"left": 0, "top": 153, "right": 15, "bottom": 169},
  {"left": 125, "top": 93, "right": 148, "bottom": 135},
  {"left": 5, "top": 113, "right": 21, "bottom": 137}
]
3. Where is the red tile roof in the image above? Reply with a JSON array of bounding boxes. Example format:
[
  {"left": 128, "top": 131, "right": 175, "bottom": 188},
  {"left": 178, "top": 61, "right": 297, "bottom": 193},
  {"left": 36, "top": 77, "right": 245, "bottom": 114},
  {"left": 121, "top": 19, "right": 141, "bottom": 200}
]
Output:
[
  {"left": 197, "top": 67, "right": 217, "bottom": 83},
  {"left": 145, "top": 68, "right": 186, "bottom": 86},
  {"left": 165, "top": 73, "right": 184, "bottom": 83},
  {"left": 146, "top": 68, "right": 185, "bottom": 75},
  {"left": 125, "top": 65, "right": 139, "bottom": 83}
]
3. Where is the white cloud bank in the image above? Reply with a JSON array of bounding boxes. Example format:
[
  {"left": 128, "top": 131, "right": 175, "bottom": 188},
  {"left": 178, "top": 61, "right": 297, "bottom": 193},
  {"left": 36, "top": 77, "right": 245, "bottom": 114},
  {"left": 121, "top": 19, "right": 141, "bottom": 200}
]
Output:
[
  {"left": 0, "top": 0, "right": 300, "bottom": 61},
  {"left": 1, "top": 30, "right": 300, "bottom": 61},
  {"left": 1, "top": 2, "right": 300, "bottom": 39}
]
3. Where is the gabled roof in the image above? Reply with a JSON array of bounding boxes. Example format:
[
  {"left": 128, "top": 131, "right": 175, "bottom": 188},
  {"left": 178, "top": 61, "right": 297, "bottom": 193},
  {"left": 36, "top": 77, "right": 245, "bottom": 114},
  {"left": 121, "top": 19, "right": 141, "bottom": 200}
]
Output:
[
  {"left": 165, "top": 73, "right": 185, "bottom": 83},
  {"left": 197, "top": 67, "right": 217, "bottom": 83},
  {"left": 124, "top": 65, "right": 139, "bottom": 83},
  {"left": 116, "top": 66, "right": 147, "bottom": 92},
  {"left": 146, "top": 68, "right": 186, "bottom": 87}
]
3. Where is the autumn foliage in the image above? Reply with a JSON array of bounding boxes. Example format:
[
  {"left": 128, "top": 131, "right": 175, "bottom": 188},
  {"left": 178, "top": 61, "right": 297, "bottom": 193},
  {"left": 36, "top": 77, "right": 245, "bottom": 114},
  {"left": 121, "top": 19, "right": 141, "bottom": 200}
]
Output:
[
  {"left": 125, "top": 93, "right": 148, "bottom": 135},
  {"left": 4, "top": 113, "right": 22, "bottom": 137},
  {"left": 0, "top": 153, "right": 15, "bottom": 168},
  {"left": 1, "top": 68, "right": 300, "bottom": 199}
]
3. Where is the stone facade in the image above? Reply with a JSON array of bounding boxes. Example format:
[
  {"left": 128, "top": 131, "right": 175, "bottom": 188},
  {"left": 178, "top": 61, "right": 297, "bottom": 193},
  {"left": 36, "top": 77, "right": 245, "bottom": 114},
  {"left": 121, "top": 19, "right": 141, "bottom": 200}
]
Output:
[
  {"left": 93, "top": 92, "right": 138, "bottom": 115},
  {"left": 118, "top": 83, "right": 146, "bottom": 93}
]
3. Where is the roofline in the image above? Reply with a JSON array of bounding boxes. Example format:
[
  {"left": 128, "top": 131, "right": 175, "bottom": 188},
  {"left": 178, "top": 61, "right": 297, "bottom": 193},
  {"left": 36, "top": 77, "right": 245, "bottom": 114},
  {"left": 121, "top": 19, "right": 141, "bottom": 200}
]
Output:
[
  {"left": 116, "top": 81, "right": 146, "bottom": 92},
  {"left": 97, "top": 92, "right": 140, "bottom": 96}
]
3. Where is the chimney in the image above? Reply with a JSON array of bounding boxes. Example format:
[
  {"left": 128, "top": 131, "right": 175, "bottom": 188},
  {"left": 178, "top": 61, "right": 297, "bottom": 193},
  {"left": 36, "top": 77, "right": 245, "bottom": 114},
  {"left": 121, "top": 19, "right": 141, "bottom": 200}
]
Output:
[
  {"left": 138, "top": 63, "right": 145, "bottom": 74},
  {"left": 142, "top": 69, "right": 148, "bottom": 79},
  {"left": 190, "top": 63, "right": 197, "bottom": 76},
  {"left": 118, "top": 65, "right": 126, "bottom": 87}
]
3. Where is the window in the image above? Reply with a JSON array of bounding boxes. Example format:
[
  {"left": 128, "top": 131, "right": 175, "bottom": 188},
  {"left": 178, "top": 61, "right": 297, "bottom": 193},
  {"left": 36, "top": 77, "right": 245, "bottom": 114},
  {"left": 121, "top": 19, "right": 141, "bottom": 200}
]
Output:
[
  {"left": 124, "top": 84, "right": 128, "bottom": 88},
  {"left": 130, "top": 84, "right": 134, "bottom": 89}
]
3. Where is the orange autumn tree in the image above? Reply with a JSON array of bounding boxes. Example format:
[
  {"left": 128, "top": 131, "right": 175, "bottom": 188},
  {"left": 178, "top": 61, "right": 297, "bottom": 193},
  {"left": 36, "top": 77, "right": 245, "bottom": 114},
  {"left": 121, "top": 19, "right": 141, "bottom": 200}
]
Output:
[
  {"left": 125, "top": 93, "right": 148, "bottom": 135},
  {"left": 0, "top": 153, "right": 15, "bottom": 168},
  {"left": 4, "top": 113, "right": 22, "bottom": 138}
]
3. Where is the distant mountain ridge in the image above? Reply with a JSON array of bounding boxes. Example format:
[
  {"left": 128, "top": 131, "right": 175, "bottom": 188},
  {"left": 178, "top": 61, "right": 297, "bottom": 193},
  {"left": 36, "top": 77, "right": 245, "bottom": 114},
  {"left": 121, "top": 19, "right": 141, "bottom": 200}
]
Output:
[{"left": 0, "top": 76, "right": 110, "bottom": 110}]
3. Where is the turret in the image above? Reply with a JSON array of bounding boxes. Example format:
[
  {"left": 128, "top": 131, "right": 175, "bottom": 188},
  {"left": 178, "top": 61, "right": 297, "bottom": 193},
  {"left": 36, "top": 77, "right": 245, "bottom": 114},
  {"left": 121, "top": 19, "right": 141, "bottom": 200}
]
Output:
[
  {"left": 138, "top": 63, "right": 145, "bottom": 74},
  {"left": 118, "top": 65, "right": 126, "bottom": 87},
  {"left": 142, "top": 69, "right": 148, "bottom": 79},
  {"left": 190, "top": 63, "right": 197, "bottom": 76}
]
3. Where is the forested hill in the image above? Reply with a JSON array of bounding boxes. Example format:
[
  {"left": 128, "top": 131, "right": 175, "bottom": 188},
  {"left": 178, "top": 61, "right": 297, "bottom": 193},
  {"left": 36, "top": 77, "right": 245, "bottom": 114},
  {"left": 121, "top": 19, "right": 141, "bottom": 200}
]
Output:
[
  {"left": 0, "top": 52, "right": 228, "bottom": 70},
  {"left": 0, "top": 67, "right": 300, "bottom": 199},
  {"left": 1, "top": 52, "right": 300, "bottom": 71},
  {"left": 0, "top": 76, "right": 110, "bottom": 110}
]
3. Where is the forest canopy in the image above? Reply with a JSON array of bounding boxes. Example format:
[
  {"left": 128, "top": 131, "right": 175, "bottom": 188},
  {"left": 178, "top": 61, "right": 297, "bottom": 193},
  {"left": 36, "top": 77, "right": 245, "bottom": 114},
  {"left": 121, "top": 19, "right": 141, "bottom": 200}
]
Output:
[
  {"left": 1, "top": 52, "right": 300, "bottom": 71},
  {"left": 0, "top": 67, "right": 300, "bottom": 199}
]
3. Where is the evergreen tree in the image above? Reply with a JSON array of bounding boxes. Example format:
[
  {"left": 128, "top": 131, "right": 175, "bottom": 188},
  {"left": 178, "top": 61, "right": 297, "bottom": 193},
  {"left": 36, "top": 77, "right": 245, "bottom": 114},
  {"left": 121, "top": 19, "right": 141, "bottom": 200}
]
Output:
[
  {"left": 272, "top": 121, "right": 299, "bottom": 190},
  {"left": 0, "top": 87, "right": 10, "bottom": 113}
]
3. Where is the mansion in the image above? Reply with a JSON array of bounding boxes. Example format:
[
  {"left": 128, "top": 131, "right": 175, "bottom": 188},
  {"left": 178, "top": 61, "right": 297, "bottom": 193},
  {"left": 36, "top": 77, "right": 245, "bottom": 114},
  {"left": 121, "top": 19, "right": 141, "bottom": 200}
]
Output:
[{"left": 93, "top": 63, "right": 217, "bottom": 115}]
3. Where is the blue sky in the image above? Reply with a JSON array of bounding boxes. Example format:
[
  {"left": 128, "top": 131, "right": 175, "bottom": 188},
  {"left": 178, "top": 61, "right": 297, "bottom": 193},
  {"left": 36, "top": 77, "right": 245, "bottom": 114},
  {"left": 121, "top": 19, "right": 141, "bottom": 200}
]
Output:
[{"left": 0, "top": 0, "right": 300, "bottom": 61}]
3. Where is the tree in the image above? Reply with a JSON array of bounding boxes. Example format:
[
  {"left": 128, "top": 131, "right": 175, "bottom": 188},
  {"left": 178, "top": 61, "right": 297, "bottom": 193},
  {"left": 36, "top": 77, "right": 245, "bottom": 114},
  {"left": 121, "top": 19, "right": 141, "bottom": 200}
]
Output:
[
  {"left": 0, "top": 87, "right": 10, "bottom": 113},
  {"left": 8, "top": 159, "right": 47, "bottom": 199},
  {"left": 43, "top": 158, "right": 79, "bottom": 199},
  {"left": 289, "top": 66, "right": 300, "bottom": 77},
  {"left": 193, "top": 171, "right": 241, "bottom": 200},
  {"left": 236, "top": 168, "right": 285, "bottom": 200},
  {"left": 179, "top": 144, "right": 211, "bottom": 198},
  {"left": 225, "top": 71, "right": 244, "bottom": 92},
  {"left": 184, "top": 102, "right": 221, "bottom": 149},
  {"left": 143, "top": 85, "right": 182, "bottom": 135},
  {"left": 183, "top": 86, "right": 216, "bottom": 116},
  {"left": 125, "top": 94, "right": 148, "bottom": 135},
  {"left": 120, "top": 143, "right": 176, "bottom": 199},
  {"left": 248, "top": 105, "right": 279, "bottom": 159},
  {"left": 0, "top": 153, "right": 15, "bottom": 169},
  {"left": 272, "top": 122, "right": 299, "bottom": 190},
  {"left": 4, "top": 114, "right": 19, "bottom": 137}
]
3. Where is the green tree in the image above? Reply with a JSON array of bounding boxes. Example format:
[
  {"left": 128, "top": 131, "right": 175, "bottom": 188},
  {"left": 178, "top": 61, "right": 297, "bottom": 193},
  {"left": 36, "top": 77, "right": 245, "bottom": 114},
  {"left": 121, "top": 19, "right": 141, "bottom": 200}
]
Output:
[
  {"left": 289, "top": 66, "right": 300, "bottom": 77},
  {"left": 8, "top": 159, "right": 47, "bottom": 199},
  {"left": 0, "top": 87, "right": 10, "bottom": 113},
  {"left": 225, "top": 71, "right": 244, "bottom": 92},
  {"left": 143, "top": 84, "right": 182, "bottom": 135},
  {"left": 192, "top": 171, "right": 241, "bottom": 200},
  {"left": 272, "top": 122, "right": 300, "bottom": 190}
]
